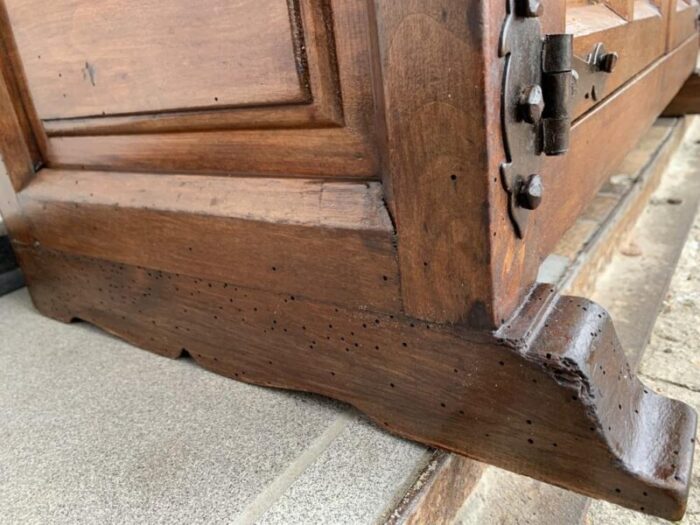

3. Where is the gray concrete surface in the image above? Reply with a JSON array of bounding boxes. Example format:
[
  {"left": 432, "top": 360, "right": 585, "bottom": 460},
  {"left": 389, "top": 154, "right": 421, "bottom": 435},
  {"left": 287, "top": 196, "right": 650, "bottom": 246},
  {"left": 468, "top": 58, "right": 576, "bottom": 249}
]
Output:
[
  {"left": 587, "top": 175, "right": 700, "bottom": 524},
  {"left": 0, "top": 290, "right": 429, "bottom": 524}
]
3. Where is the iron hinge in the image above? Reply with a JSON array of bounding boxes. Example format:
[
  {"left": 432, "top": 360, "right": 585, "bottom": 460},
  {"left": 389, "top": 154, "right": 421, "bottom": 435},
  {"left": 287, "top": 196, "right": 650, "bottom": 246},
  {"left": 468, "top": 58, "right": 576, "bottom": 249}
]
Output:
[{"left": 499, "top": 0, "right": 618, "bottom": 238}]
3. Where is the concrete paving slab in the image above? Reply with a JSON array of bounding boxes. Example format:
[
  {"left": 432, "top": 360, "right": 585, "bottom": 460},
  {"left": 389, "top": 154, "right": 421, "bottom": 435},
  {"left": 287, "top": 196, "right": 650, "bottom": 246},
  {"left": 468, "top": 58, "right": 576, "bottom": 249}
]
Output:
[
  {"left": 639, "top": 214, "right": 700, "bottom": 390},
  {"left": 453, "top": 467, "right": 588, "bottom": 525},
  {"left": 256, "top": 415, "right": 429, "bottom": 525},
  {"left": 0, "top": 289, "right": 425, "bottom": 524}
]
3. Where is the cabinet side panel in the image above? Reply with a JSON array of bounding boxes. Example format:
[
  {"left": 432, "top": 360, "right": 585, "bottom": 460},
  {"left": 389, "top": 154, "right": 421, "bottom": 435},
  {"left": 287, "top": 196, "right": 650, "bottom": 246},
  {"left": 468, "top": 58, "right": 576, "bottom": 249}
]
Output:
[{"left": 373, "top": 0, "right": 496, "bottom": 326}]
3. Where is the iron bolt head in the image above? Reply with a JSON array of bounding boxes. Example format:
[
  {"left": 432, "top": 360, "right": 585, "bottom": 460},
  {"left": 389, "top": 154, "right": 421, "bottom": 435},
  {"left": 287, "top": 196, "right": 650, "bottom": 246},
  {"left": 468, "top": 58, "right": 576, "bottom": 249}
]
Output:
[
  {"left": 521, "top": 0, "right": 544, "bottom": 17},
  {"left": 518, "top": 174, "right": 544, "bottom": 210},
  {"left": 597, "top": 52, "right": 618, "bottom": 73},
  {"left": 518, "top": 85, "right": 544, "bottom": 125}
]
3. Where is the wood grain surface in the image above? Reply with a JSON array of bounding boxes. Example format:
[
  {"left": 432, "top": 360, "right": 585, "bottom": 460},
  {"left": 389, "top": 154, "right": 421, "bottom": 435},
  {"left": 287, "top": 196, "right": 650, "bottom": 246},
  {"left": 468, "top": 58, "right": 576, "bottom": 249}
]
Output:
[
  {"left": 0, "top": 0, "right": 697, "bottom": 519},
  {"left": 18, "top": 169, "right": 400, "bottom": 313},
  {"left": 5, "top": 0, "right": 307, "bottom": 119},
  {"left": 489, "top": 34, "right": 698, "bottom": 327}
]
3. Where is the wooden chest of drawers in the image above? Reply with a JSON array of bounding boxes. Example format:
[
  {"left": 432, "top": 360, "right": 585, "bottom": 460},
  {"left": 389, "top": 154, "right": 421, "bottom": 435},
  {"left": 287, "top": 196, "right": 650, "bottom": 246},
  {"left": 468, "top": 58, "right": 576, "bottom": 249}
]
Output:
[{"left": 0, "top": 0, "right": 698, "bottom": 518}]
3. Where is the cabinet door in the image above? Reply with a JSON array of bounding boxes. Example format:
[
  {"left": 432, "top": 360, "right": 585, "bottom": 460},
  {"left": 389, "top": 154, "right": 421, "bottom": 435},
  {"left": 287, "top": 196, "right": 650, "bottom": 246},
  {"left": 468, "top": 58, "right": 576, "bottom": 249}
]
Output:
[{"left": 0, "top": 0, "right": 380, "bottom": 179}]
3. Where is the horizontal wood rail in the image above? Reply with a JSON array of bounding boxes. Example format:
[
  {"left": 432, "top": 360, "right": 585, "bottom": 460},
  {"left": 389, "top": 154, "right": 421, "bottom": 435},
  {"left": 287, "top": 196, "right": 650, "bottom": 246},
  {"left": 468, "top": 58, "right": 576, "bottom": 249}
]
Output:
[{"left": 18, "top": 170, "right": 400, "bottom": 313}]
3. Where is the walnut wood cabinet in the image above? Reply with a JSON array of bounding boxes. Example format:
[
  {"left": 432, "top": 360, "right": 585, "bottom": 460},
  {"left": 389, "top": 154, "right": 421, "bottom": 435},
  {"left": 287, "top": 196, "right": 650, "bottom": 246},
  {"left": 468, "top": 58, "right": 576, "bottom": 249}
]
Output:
[{"left": 0, "top": 0, "right": 698, "bottom": 519}]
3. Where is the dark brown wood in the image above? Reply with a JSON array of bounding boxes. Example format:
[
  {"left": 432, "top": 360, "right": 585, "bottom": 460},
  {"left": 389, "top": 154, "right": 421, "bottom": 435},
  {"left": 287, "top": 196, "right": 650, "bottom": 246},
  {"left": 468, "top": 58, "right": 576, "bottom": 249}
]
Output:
[
  {"left": 15, "top": 245, "right": 696, "bottom": 521},
  {"left": 0, "top": 0, "right": 698, "bottom": 519},
  {"left": 374, "top": 1, "right": 697, "bottom": 327},
  {"left": 6, "top": 0, "right": 310, "bottom": 118},
  {"left": 387, "top": 117, "right": 690, "bottom": 525},
  {"left": 372, "top": 0, "right": 494, "bottom": 325},
  {"left": 489, "top": 35, "right": 698, "bottom": 325},
  {"left": 18, "top": 169, "right": 400, "bottom": 313}
]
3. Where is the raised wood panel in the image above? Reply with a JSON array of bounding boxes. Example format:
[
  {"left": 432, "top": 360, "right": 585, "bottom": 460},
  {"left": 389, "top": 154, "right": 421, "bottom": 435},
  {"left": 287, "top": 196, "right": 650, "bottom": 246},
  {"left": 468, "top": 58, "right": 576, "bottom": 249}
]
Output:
[
  {"left": 40, "top": 0, "right": 345, "bottom": 136},
  {"left": 30, "top": 0, "right": 379, "bottom": 180},
  {"left": 17, "top": 169, "right": 400, "bottom": 312},
  {"left": 4, "top": 0, "right": 308, "bottom": 120}
]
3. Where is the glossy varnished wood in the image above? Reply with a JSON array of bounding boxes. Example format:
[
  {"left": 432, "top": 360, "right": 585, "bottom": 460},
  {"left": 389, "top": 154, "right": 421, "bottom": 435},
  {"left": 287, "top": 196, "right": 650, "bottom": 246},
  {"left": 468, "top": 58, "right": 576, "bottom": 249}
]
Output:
[
  {"left": 0, "top": 0, "right": 698, "bottom": 518},
  {"left": 16, "top": 246, "right": 696, "bottom": 521}
]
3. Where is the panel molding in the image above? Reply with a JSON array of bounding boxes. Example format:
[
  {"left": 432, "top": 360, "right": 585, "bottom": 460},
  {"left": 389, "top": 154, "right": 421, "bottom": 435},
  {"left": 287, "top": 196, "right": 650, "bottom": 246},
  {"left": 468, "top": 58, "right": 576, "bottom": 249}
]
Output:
[{"left": 33, "top": 0, "right": 345, "bottom": 136}]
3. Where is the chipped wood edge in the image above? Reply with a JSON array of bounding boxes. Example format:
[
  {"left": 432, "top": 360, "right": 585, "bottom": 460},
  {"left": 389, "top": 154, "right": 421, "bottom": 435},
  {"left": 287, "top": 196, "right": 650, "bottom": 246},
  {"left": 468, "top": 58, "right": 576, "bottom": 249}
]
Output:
[{"left": 386, "top": 118, "right": 689, "bottom": 525}]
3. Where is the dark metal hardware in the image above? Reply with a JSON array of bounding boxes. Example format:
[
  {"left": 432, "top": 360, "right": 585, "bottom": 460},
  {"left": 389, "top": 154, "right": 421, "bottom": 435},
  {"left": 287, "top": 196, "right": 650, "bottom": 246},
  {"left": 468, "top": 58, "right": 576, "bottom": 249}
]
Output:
[
  {"left": 570, "top": 43, "right": 619, "bottom": 109},
  {"left": 517, "top": 174, "right": 544, "bottom": 210},
  {"left": 499, "top": 0, "right": 617, "bottom": 237},
  {"left": 541, "top": 34, "right": 573, "bottom": 156},
  {"left": 519, "top": 85, "right": 544, "bottom": 124},
  {"left": 518, "top": 0, "right": 543, "bottom": 18}
]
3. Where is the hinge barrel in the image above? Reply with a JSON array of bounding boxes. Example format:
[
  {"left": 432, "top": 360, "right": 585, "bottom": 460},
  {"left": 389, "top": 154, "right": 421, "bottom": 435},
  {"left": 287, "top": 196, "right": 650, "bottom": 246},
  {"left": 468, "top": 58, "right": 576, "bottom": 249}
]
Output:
[{"left": 542, "top": 35, "right": 573, "bottom": 156}]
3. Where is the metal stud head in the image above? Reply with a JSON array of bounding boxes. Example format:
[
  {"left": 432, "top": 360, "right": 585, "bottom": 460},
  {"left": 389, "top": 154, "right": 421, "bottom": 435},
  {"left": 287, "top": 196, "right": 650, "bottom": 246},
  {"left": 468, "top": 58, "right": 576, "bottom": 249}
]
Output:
[
  {"left": 517, "top": 174, "right": 544, "bottom": 210},
  {"left": 519, "top": 0, "right": 544, "bottom": 17},
  {"left": 597, "top": 52, "right": 618, "bottom": 73},
  {"left": 518, "top": 85, "right": 544, "bottom": 125}
]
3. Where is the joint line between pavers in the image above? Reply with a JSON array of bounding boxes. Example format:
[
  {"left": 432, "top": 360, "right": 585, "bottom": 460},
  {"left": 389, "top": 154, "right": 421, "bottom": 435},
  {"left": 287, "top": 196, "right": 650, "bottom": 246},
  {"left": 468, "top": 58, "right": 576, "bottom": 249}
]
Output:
[{"left": 232, "top": 412, "right": 353, "bottom": 525}]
